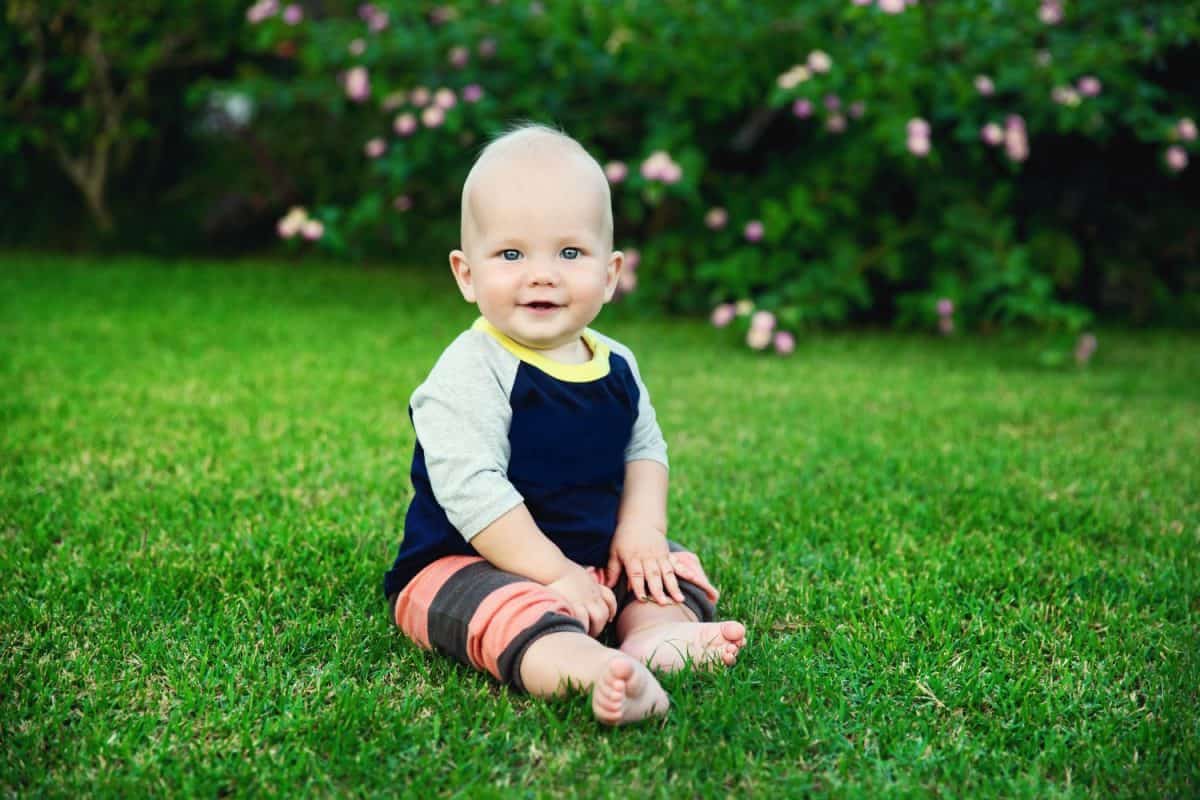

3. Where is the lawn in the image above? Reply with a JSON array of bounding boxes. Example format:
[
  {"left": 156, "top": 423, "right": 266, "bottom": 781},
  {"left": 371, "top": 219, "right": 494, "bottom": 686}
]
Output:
[{"left": 2, "top": 254, "right": 1197, "bottom": 797}]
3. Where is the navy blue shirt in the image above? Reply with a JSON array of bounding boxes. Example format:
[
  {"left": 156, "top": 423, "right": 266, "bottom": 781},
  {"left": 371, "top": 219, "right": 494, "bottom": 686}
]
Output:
[{"left": 382, "top": 319, "right": 668, "bottom": 597}]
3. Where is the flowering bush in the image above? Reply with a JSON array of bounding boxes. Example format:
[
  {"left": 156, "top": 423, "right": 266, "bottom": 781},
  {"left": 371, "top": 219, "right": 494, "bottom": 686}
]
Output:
[{"left": 204, "top": 1, "right": 1199, "bottom": 331}]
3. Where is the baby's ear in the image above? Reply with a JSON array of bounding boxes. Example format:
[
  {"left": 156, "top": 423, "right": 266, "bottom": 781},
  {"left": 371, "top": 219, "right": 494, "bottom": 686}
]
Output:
[
  {"left": 448, "top": 250, "right": 476, "bottom": 302},
  {"left": 603, "top": 250, "right": 624, "bottom": 301}
]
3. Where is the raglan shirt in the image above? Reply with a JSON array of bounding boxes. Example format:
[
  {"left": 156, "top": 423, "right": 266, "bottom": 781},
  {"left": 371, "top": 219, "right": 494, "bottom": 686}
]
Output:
[{"left": 382, "top": 317, "right": 669, "bottom": 598}]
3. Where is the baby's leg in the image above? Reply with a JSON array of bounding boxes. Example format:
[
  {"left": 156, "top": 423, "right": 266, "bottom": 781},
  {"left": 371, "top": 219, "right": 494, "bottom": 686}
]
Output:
[
  {"left": 392, "top": 555, "right": 666, "bottom": 726},
  {"left": 518, "top": 632, "right": 669, "bottom": 726}
]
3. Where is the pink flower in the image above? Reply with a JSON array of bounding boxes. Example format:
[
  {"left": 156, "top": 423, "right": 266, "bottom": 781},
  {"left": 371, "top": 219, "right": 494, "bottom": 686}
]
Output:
[
  {"left": 282, "top": 4, "right": 303, "bottom": 24},
  {"left": 605, "top": 161, "right": 628, "bottom": 183},
  {"left": 773, "top": 331, "right": 796, "bottom": 356},
  {"left": 1177, "top": 118, "right": 1197, "bottom": 142},
  {"left": 879, "top": 0, "right": 905, "bottom": 13},
  {"left": 448, "top": 46, "right": 469, "bottom": 68},
  {"left": 364, "top": 137, "right": 386, "bottom": 158},
  {"left": 907, "top": 118, "right": 930, "bottom": 139},
  {"left": 343, "top": 66, "right": 370, "bottom": 103},
  {"left": 1052, "top": 86, "right": 1080, "bottom": 106},
  {"left": 639, "top": 151, "right": 680, "bottom": 182},
  {"left": 744, "top": 220, "right": 764, "bottom": 242},
  {"left": 462, "top": 84, "right": 484, "bottom": 103},
  {"left": 824, "top": 94, "right": 841, "bottom": 111},
  {"left": 907, "top": 135, "right": 930, "bottom": 157},
  {"left": 849, "top": 101, "right": 866, "bottom": 119},
  {"left": 981, "top": 122, "right": 1004, "bottom": 146},
  {"left": 277, "top": 206, "right": 306, "bottom": 238},
  {"left": 478, "top": 38, "right": 498, "bottom": 58},
  {"left": 393, "top": 194, "right": 413, "bottom": 212},
  {"left": 357, "top": 3, "right": 378, "bottom": 20},
  {"left": 807, "top": 51, "right": 832, "bottom": 73},
  {"left": 907, "top": 119, "right": 931, "bottom": 157},
  {"left": 301, "top": 219, "right": 324, "bottom": 240},
  {"left": 704, "top": 207, "right": 728, "bottom": 230},
  {"left": 624, "top": 249, "right": 641, "bottom": 271},
  {"left": 246, "top": 0, "right": 278, "bottom": 24},
  {"left": 792, "top": 99, "right": 814, "bottom": 119},
  {"left": 746, "top": 327, "right": 772, "bottom": 351},
  {"left": 936, "top": 298, "right": 954, "bottom": 316},
  {"left": 618, "top": 270, "right": 637, "bottom": 294},
  {"left": 1077, "top": 76, "right": 1102, "bottom": 97},
  {"left": 974, "top": 75, "right": 995, "bottom": 96},
  {"left": 1074, "top": 333, "right": 1097, "bottom": 365},
  {"left": 827, "top": 114, "right": 847, "bottom": 134},
  {"left": 421, "top": 105, "right": 445, "bottom": 128},
  {"left": 1038, "top": 1, "right": 1062, "bottom": 24},
  {"left": 1165, "top": 145, "right": 1188, "bottom": 172},
  {"left": 367, "top": 9, "right": 389, "bottom": 31},
  {"left": 777, "top": 65, "right": 811, "bottom": 89},
  {"left": 410, "top": 86, "right": 430, "bottom": 107},
  {"left": 393, "top": 112, "right": 417, "bottom": 136},
  {"left": 1004, "top": 114, "right": 1029, "bottom": 163},
  {"left": 751, "top": 310, "right": 776, "bottom": 332},
  {"left": 710, "top": 303, "right": 736, "bottom": 328},
  {"left": 434, "top": 88, "right": 456, "bottom": 109},
  {"left": 348, "top": 38, "right": 366, "bottom": 56}
]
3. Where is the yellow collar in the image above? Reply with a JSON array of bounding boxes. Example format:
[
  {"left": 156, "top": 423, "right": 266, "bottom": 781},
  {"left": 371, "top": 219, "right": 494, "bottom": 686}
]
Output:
[{"left": 472, "top": 317, "right": 611, "bottom": 382}]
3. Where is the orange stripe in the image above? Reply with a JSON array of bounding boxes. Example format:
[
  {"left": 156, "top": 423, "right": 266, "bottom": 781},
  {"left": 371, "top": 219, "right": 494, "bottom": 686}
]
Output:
[
  {"left": 394, "top": 555, "right": 484, "bottom": 649},
  {"left": 466, "top": 581, "right": 576, "bottom": 681}
]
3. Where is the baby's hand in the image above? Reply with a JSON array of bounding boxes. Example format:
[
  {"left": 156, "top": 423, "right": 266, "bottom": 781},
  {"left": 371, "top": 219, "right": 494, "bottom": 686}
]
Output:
[
  {"left": 605, "top": 525, "right": 689, "bottom": 605},
  {"left": 545, "top": 565, "right": 617, "bottom": 637}
]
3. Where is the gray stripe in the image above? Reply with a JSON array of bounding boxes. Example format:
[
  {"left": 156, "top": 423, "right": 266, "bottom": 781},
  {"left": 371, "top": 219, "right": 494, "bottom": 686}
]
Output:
[
  {"left": 426, "top": 560, "right": 524, "bottom": 668},
  {"left": 500, "top": 613, "right": 587, "bottom": 693}
]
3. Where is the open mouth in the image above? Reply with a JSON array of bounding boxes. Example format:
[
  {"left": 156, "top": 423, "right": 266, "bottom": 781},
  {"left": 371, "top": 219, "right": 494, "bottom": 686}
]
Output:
[{"left": 523, "top": 302, "right": 561, "bottom": 310}]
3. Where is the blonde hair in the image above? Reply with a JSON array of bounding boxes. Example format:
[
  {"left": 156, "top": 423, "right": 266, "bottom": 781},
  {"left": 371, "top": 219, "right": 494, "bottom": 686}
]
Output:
[{"left": 459, "top": 122, "right": 613, "bottom": 249}]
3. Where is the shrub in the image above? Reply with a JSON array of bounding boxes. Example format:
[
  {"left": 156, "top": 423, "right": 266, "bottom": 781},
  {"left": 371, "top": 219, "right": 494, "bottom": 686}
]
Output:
[{"left": 189, "top": 2, "right": 1200, "bottom": 329}]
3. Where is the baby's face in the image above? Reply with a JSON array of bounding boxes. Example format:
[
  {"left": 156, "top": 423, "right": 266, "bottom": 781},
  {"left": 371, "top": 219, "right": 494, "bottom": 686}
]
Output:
[{"left": 449, "top": 152, "right": 622, "bottom": 355}]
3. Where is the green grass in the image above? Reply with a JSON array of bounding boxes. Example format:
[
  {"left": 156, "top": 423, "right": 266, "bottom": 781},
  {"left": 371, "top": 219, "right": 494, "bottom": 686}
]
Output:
[{"left": 2, "top": 253, "right": 1197, "bottom": 797}]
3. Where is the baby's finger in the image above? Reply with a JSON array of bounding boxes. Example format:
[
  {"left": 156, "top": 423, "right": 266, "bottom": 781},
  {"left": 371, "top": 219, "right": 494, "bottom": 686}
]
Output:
[
  {"left": 670, "top": 555, "right": 720, "bottom": 602},
  {"left": 659, "top": 559, "right": 686, "bottom": 604},
  {"left": 626, "top": 560, "right": 649, "bottom": 601},
  {"left": 600, "top": 585, "right": 617, "bottom": 622},
  {"left": 643, "top": 562, "right": 669, "bottom": 605}
]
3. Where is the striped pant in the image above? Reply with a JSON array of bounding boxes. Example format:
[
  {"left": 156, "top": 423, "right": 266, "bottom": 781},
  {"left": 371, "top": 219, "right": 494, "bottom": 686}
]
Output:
[{"left": 389, "top": 543, "right": 716, "bottom": 693}]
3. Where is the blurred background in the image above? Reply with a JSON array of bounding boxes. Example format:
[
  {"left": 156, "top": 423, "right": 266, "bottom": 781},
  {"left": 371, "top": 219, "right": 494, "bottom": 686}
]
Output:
[{"left": 3, "top": 0, "right": 1199, "bottom": 338}]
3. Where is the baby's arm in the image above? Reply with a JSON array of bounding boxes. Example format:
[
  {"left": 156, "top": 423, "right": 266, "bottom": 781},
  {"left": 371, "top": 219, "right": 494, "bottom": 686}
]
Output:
[{"left": 472, "top": 505, "right": 615, "bottom": 636}]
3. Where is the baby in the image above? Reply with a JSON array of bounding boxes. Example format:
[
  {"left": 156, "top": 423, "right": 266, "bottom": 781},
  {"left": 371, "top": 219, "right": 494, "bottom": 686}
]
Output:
[{"left": 382, "top": 123, "right": 746, "bottom": 725}]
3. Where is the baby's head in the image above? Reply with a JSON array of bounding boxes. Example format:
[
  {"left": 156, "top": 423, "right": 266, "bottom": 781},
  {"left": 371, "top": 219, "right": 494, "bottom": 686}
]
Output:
[{"left": 449, "top": 123, "right": 623, "bottom": 355}]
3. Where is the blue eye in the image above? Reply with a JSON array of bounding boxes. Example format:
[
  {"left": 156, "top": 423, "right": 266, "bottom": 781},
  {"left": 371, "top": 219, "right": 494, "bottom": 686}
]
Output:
[
  {"left": 561, "top": 247, "right": 581, "bottom": 260},
  {"left": 500, "top": 249, "right": 522, "bottom": 261}
]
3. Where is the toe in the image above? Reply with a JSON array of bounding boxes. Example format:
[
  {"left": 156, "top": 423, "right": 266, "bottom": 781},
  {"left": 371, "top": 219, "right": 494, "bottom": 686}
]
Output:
[
  {"left": 722, "top": 621, "right": 746, "bottom": 643},
  {"left": 609, "top": 657, "right": 634, "bottom": 682}
]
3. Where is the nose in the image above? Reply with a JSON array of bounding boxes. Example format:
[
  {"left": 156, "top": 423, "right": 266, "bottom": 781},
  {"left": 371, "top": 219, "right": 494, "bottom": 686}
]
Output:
[{"left": 526, "top": 258, "right": 560, "bottom": 286}]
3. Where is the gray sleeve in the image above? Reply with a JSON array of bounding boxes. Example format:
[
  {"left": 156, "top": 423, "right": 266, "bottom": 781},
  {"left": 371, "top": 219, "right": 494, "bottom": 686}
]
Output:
[
  {"left": 595, "top": 333, "right": 669, "bottom": 469},
  {"left": 410, "top": 331, "right": 524, "bottom": 541}
]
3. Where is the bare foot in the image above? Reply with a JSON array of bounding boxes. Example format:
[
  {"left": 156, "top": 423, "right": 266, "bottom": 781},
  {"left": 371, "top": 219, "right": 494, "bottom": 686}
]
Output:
[
  {"left": 619, "top": 620, "right": 746, "bottom": 672},
  {"left": 591, "top": 656, "right": 670, "bottom": 726}
]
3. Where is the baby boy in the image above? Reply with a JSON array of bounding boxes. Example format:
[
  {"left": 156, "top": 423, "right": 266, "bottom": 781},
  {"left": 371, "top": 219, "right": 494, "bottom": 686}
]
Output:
[{"left": 382, "top": 123, "right": 746, "bottom": 725}]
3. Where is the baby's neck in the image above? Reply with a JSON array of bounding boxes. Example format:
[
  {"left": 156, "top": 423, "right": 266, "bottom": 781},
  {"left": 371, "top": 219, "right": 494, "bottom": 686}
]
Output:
[{"left": 537, "top": 335, "right": 591, "bottom": 365}]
